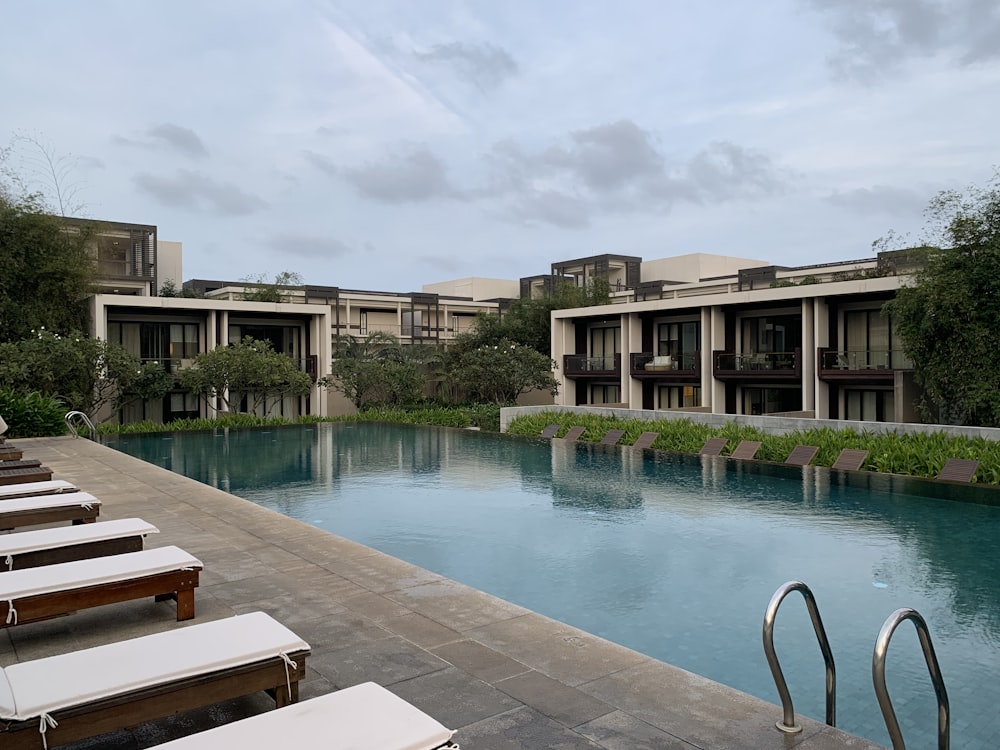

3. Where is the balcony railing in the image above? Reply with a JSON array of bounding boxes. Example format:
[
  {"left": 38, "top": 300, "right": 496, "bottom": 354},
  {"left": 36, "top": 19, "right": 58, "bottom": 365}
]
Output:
[
  {"left": 563, "top": 353, "right": 621, "bottom": 378},
  {"left": 629, "top": 352, "right": 700, "bottom": 379},
  {"left": 818, "top": 348, "right": 911, "bottom": 381},
  {"left": 713, "top": 349, "right": 801, "bottom": 380}
]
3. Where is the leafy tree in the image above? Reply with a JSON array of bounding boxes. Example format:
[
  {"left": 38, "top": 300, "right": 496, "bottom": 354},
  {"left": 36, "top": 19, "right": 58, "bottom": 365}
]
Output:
[
  {"left": 0, "top": 329, "right": 170, "bottom": 418},
  {"left": 179, "top": 337, "right": 312, "bottom": 415},
  {"left": 446, "top": 337, "right": 558, "bottom": 405},
  {"left": 0, "top": 193, "right": 96, "bottom": 343},
  {"left": 884, "top": 170, "right": 1000, "bottom": 425},
  {"left": 240, "top": 271, "right": 303, "bottom": 302},
  {"left": 323, "top": 333, "right": 424, "bottom": 410}
]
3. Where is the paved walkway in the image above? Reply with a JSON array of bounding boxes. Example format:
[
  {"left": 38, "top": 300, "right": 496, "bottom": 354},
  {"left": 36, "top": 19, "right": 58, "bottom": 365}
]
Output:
[{"left": 9, "top": 436, "right": 883, "bottom": 749}]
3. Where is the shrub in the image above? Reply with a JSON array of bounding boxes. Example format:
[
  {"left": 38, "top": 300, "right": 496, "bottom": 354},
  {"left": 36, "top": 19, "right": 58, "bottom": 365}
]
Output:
[{"left": 0, "top": 389, "right": 67, "bottom": 437}]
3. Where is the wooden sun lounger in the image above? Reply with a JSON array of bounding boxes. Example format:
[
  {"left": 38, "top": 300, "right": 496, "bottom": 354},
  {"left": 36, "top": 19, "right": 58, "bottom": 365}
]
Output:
[
  {"left": 0, "top": 459, "right": 41, "bottom": 470},
  {"left": 730, "top": 440, "right": 761, "bottom": 460},
  {"left": 600, "top": 429, "right": 626, "bottom": 446},
  {"left": 152, "top": 682, "right": 456, "bottom": 750},
  {"left": 785, "top": 445, "right": 819, "bottom": 466},
  {"left": 0, "top": 446, "right": 22, "bottom": 461},
  {"left": 0, "top": 545, "right": 202, "bottom": 627},
  {"left": 0, "top": 612, "right": 310, "bottom": 750},
  {"left": 832, "top": 449, "right": 869, "bottom": 471},
  {"left": 0, "top": 493, "right": 101, "bottom": 531},
  {"left": 0, "top": 466, "right": 53, "bottom": 486},
  {"left": 0, "top": 479, "right": 78, "bottom": 500},
  {"left": 539, "top": 424, "right": 560, "bottom": 438},
  {"left": 938, "top": 458, "right": 979, "bottom": 483},
  {"left": 0, "top": 518, "right": 158, "bottom": 571},
  {"left": 700, "top": 438, "right": 728, "bottom": 456},
  {"left": 561, "top": 426, "right": 586, "bottom": 442},
  {"left": 632, "top": 432, "right": 658, "bottom": 450}
]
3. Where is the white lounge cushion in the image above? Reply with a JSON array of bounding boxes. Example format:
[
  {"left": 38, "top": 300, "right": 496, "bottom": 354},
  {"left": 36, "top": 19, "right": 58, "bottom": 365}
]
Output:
[
  {"left": 0, "top": 518, "right": 158, "bottom": 564},
  {"left": 0, "top": 493, "right": 100, "bottom": 514},
  {"left": 0, "top": 481, "right": 77, "bottom": 500},
  {"left": 0, "top": 611, "right": 309, "bottom": 721},
  {"left": 0, "top": 545, "right": 200, "bottom": 602},
  {"left": 152, "top": 681, "right": 455, "bottom": 750}
]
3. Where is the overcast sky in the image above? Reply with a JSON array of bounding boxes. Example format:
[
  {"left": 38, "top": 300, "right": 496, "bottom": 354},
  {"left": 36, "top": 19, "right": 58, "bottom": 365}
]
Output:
[{"left": 3, "top": 1, "right": 998, "bottom": 292}]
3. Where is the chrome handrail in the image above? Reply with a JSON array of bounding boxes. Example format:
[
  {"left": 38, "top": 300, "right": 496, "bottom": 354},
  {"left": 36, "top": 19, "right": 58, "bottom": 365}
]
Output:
[
  {"left": 762, "top": 581, "right": 836, "bottom": 733},
  {"left": 64, "top": 411, "right": 96, "bottom": 440},
  {"left": 872, "top": 608, "right": 949, "bottom": 750}
]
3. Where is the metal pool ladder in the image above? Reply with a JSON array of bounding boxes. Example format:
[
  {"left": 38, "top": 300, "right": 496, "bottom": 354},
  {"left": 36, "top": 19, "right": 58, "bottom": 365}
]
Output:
[
  {"left": 64, "top": 411, "right": 96, "bottom": 440},
  {"left": 873, "top": 608, "right": 950, "bottom": 750},
  {"left": 762, "top": 580, "right": 837, "bottom": 733}
]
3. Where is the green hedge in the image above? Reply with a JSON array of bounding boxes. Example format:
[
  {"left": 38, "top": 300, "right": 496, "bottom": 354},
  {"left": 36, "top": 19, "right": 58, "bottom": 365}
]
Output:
[
  {"left": 506, "top": 412, "right": 1000, "bottom": 484},
  {"left": 0, "top": 389, "right": 67, "bottom": 438}
]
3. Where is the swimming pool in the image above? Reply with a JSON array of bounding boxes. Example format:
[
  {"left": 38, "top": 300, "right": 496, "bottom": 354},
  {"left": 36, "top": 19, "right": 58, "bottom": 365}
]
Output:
[{"left": 105, "top": 422, "right": 1000, "bottom": 749}]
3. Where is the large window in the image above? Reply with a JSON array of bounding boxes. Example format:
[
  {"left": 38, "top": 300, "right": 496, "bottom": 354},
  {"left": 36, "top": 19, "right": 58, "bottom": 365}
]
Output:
[
  {"left": 590, "top": 383, "right": 620, "bottom": 405},
  {"left": 845, "top": 389, "right": 895, "bottom": 422},
  {"left": 230, "top": 324, "right": 301, "bottom": 359},
  {"left": 845, "top": 310, "right": 909, "bottom": 369},
  {"left": 657, "top": 385, "right": 700, "bottom": 409},
  {"left": 589, "top": 326, "right": 620, "bottom": 357},
  {"left": 742, "top": 387, "right": 801, "bottom": 416},
  {"left": 742, "top": 315, "right": 800, "bottom": 354}
]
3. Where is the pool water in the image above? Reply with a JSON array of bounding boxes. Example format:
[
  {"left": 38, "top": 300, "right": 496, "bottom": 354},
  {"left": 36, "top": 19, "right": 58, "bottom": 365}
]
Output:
[{"left": 105, "top": 423, "right": 1000, "bottom": 749}]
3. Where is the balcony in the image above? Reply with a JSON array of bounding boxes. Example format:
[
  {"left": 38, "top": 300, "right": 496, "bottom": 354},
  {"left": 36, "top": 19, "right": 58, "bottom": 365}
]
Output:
[
  {"left": 629, "top": 352, "right": 701, "bottom": 380},
  {"left": 817, "top": 349, "right": 911, "bottom": 382},
  {"left": 563, "top": 354, "right": 621, "bottom": 379},
  {"left": 713, "top": 349, "right": 801, "bottom": 381}
]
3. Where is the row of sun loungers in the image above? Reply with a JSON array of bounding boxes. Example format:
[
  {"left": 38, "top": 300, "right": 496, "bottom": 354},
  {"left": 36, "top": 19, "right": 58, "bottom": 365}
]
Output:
[
  {"left": 539, "top": 424, "right": 981, "bottom": 481},
  {"left": 0, "top": 437, "right": 458, "bottom": 750}
]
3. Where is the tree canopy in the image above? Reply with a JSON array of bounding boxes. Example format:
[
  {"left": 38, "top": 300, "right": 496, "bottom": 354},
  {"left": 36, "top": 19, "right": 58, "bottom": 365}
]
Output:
[
  {"left": 446, "top": 337, "right": 558, "bottom": 405},
  {"left": 885, "top": 170, "right": 1000, "bottom": 426},
  {"left": 323, "top": 333, "right": 424, "bottom": 410},
  {"left": 179, "top": 337, "right": 313, "bottom": 415}
]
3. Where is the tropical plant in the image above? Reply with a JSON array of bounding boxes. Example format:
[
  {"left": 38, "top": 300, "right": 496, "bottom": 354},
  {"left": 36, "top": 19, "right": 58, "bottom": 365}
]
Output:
[
  {"left": 240, "top": 271, "right": 303, "bottom": 302},
  {"left": 179, "top": 337, "right": 313, "bottom": 415},
  {"left": 322, "top": 333, "right": 424, "bottom": 410},
  {"left": 0, "top": 388, "right": 67, "bottom": 437},
  {"left": 446, "top": 338, "right": 558, "bottom": 405}
]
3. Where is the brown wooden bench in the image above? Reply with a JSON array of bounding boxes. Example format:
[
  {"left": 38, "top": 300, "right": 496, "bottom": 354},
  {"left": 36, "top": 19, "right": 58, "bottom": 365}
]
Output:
[
  {"left": 0, "top": 446, "right": 22, "bottom": 461},
  {"left": 0, "top": 612, "right": 310, "bottom": 750},
  {"left": 730, "top": 440, "right": 761, "bottom": 460},
  {"left": 561, "top": 426, "right": 586, "bottom": 442},
  {"left": 0, "top": 493, "right": 100, "bottom": 531},
  {"left": 0, "top": 546, "right": 201, "bottom": 627},
  {"left": 938, "top": 458, "right": 979, "bottom": 483},
  {"left": 832, "top": 449, "right": 869, "bottom": 471},
  {"left": 600, "top": 429, "right": 626, "bottom": 446},
  {"left": 785, "top": 445, "right": 819, "bottom": 466},
  {"left": 700, "top": 438, "right": 728, "bottom": 456},
  {"left": 0, "top": 479, "right": 78, "bottom": 500},
  {"left": 0, "top": 459, "right": 41, "bottom": 470},
  {"left": 632, "top": 432, "right": 658, "bottom": 450},
  {"left": 0, "top": 467, "right": 54, "bottom": 486},
  {"left": 0, "top": 518, "right": 157, "bottom": 571}
]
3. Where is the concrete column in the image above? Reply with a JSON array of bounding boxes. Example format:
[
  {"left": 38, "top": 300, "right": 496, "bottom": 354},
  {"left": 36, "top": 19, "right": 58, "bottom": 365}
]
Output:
[
  {"left": 552, "top": 314, "right": 575, "bottom": 406},
  {"left": 813, "top": 297, "right": 830, "bottom": 418},
  {"left": 90, "top": 296, "right": 107, "bottom": 340},
  {"left": 626, "top": 312, "right": 642, "bottom": 409},
  {"left": 709, "top": 306, "right": 726, "bottom": 413},
  {"left": 801, "top": 298, "right": 815, "bottom": 412}
]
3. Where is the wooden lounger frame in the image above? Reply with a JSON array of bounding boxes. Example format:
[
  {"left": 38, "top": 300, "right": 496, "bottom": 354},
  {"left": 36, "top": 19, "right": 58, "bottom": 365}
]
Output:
[
  {"left": 561, "top": 426, "right": 586, "bottom": 442},
  {"left": 632, "top": 432, "right": 658, "bottom": 450},
  {"left": 0, "top": 649, "right": 310, "bottom": 750},
  {"left": 0, "top": 447, "right": 22, "bottom": 461},
  {"left": 4, "top": 536, "right": 145, "bottom": 571},
  {"left": 0, "top": 503, "right": 99, "bottom": 532},
  {"left": 700, "top": 438, "right": 728, "bottom": 456},
  {"left": 729, "top": 440, "right": 761, "bottom": 460},
  {"left": 0, "top": 568, "right": 200, "bottom": 627},
  {"left": 539, "top": 424, "right": 560, "bottom": 438},
  {"left": 0, "top": 459, "right": 42, "bottom": 470},
  {"left": 600, "top": 429, "right": 625, "bottom": 446},
  {"left": 0, "top": 467, "right": 53, "bottom": 486},
  {"left": 785, "top": 445, "right": 819, "bottom": 466},
  {"left": 832, "top": 449, "right": 869, "bottom": 472},
  {"left": 938, "top": 458, "right": 979, "bottom": 483}
]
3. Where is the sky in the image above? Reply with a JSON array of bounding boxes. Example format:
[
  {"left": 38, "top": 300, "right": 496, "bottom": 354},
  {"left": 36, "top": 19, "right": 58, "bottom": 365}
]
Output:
[{"left": 2, "top": 1, "right": 999, "bottom": 293}]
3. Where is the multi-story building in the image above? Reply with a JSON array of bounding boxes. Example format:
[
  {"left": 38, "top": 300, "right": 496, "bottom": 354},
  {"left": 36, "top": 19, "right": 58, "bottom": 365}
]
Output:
[{"left": 549, "top": 251, "right": 921, "bottom": 422}]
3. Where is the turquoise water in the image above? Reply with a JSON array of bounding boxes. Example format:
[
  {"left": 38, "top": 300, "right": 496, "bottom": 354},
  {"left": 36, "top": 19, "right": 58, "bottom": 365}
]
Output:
[{"left": 106, "top": 423, "right": 1000, "bottom": 749}]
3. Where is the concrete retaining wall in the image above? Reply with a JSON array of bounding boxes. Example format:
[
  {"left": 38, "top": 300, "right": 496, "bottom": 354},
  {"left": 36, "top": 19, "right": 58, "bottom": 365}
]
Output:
[{"left": 500, "top": 404, "right": 1000, "bottom": 441}]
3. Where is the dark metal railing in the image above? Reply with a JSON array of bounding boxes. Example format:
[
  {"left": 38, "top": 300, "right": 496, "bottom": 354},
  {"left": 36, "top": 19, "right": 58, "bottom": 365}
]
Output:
[
  {"left": 819, "top": 349, "right": 912, "bottom": 371},
  {"left": 563, "top": 354, "right": 620, "bottom": 375},
  {"left": 714, "top": 350, "right": 799, "bottom": 372}
]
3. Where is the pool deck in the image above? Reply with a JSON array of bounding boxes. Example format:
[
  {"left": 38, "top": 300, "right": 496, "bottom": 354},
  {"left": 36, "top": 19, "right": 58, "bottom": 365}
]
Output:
[{"left": 9, "top": 436, "right": 884, "bottom": 749}]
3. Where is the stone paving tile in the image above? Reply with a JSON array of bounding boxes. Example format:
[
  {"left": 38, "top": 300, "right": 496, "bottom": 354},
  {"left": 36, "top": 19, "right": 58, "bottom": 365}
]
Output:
[
  {"left": 307, "top": 634, "right": 453, "bottom": 688},
  {"left": 338, "top": 589, "right": 412, "bottom": 621},
  {"left": 456, "top": 705, "right": 609, "bottom": 749},
  {"left": 495, "top": 670, "right": 616, "bottom": 728},
  {"left": 381, "top": 611, "right": 465, "bottom": 649},
  {"left": 576, "top": 710, "right": 700, "bottom": 749},
  {"left": 390, "top": 666, "right": 524, "bottom": 729},
  {"left": 386, "top": 578, "right": 532, "bottom": 631},
  {"left": 431, "top": 638, "right": 531, "bottom": 684},
  {"left": 467, "top": 612, "right": 647, "bottom": 687}
]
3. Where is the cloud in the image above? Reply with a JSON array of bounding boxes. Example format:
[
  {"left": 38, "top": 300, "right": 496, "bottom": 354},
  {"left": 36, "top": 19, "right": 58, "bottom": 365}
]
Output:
[
  {"left": 826, "top": 185, "right": 927, "bottom": 215},
  {"left": 804, "top": 0, "right": 1000, "bottom": 81},
  {"left": 113, "top": 123, "right": 209, "bottom": 158},
  {"left": 133, "top": 169, "right": 267, "bottom": 215},
  {"left": 343, "top": 146, "right": 458, "bottom": 202},
  {"left": 302, "top": 150, "right": 338, "bottom": 178},
  {"left": 265, "top": 233, "right": 353, "bottom": 260},
  {"left": 414, "top": 41, "right": 519, "bottom": 91},
  {"left": 542, "top": 120, "right": 666, "bottom": 192},
  {"left": 508, "top": 190, "right": 591, "bottom": 229}
]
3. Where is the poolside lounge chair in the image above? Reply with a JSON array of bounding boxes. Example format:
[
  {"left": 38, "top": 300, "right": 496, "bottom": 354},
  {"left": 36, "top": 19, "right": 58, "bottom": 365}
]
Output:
[
  {"left": 0, "top": 479, "right": 78, "bottom": 500},
  {"left": 0, "top": 466, "right": 54, "bottom": 486},
  {"left": 730, "top": 440, "right": 761, "bottom": 460},
  {"left": 561, "top": 426, "right": 586, "bottom": 442},
  {"left": 785, "top": 445, "right": 819, "bottom": 467},
  {"left": 0, "top": 611, "right": 310, "bottom": 750},
  {"left": 832, "top": 449, "right": 869, "bottom": 471},
  {"left": 0, "top": 445, "right": 22, "bottom": 461},
  {"left": 152, "top": 681, "right": 457, "bottom": 750},
  {"left": 600, "top": 429, "right": 626, "bottom": 446},
  {"left": 539, "top": 424, "right": 561, "bottom": 438},
  {"left": 0, "top": 459, "right": 42, "bottom": 470},
  {"left": 938, "top": 458, "right": 979, "bottom": 483},
  {"left": 0, "top": 493, "right": 100, "bottom": 531},
  {"left": 632, "top": 431, "right": 658, "bottom": 450},
  {"left": 700, "top": 438, "right": 728, "bottom": 456},
  {"left": 0, "top": 545, "right": 202, "bottom": 627},
  {"left": 0, "top": 518, "right": 158, "bottom": 571}
]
